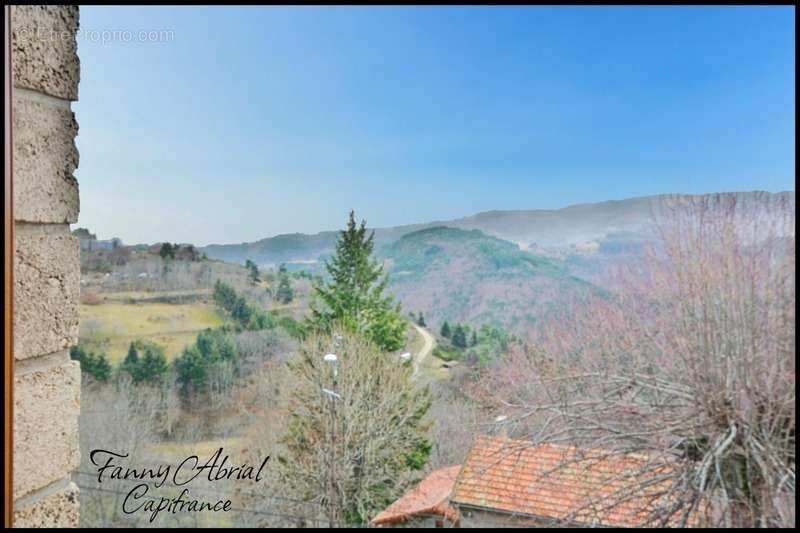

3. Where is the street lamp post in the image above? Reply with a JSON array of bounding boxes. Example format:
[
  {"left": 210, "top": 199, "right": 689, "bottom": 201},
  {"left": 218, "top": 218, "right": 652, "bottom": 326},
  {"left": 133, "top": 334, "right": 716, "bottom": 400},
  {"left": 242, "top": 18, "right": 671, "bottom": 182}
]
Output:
[
  {"left": 323, "top": 353, "right": 338, "bottom": 527},
  {"left": 324, "top": 352, "right": 338, "bottom": 383}
]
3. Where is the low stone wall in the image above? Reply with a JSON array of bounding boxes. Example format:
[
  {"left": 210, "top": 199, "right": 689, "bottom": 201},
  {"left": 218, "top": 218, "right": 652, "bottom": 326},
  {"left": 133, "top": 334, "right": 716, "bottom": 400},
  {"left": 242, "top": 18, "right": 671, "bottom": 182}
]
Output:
[{"left": 11, "top": 5, "right": 82, "bottom": 527}]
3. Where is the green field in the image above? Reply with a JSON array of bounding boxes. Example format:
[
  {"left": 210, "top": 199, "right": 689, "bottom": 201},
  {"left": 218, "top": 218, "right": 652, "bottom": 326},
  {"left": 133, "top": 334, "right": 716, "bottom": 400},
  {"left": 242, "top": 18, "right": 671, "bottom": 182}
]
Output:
[
  {"left": 80, "top": 297, "right": 224, "bottom": 363},
  {"left": 145, "top": 437, "right": 245, "bottom": 463}
]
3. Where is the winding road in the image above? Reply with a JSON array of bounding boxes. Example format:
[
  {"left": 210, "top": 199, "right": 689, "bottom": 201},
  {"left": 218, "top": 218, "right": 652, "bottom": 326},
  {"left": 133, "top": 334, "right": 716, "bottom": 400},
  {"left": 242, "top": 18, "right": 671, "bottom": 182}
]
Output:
[{"left": 410, "top": 323, "right": 435, "bottom": 380}]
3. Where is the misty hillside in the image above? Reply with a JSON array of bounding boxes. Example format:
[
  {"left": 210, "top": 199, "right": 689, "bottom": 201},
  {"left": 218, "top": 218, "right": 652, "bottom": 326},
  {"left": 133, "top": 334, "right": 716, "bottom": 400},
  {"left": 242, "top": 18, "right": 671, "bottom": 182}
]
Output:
[
  {"left": 202, "top": 231, "right": 338, "bottom": 267},
  {"left": 201, "top": 191, "right": 794, "bottom": 267},
  {"left": 380, "top": 226, "right": 601, "bottom": 332},
  {"left": 198, "top": 191, "right": 793, "bottom": 332}
]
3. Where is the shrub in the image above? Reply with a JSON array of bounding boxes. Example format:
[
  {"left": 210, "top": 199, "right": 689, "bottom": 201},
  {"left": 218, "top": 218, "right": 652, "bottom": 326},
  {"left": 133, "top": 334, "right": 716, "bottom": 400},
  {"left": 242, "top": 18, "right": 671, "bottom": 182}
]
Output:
[
  {"left": 120, "top": 340, "right": 168, "bottom": 384},
  {"left": 174, "top": 328, "right": 237, "bottom": 393},
  {"left": 70, "top": 345, "right": 112, "bottom": 382}
]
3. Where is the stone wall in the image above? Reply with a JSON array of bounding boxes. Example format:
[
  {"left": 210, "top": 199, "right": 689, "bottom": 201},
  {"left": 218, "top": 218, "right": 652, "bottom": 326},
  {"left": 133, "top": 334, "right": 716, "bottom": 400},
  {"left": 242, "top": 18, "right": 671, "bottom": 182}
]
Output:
[
  {"left": 454, "top": 507, "right": 547, "bottom": 528},
  {"left": 11, "top": 5, "right": 81, "bottom": 527}
]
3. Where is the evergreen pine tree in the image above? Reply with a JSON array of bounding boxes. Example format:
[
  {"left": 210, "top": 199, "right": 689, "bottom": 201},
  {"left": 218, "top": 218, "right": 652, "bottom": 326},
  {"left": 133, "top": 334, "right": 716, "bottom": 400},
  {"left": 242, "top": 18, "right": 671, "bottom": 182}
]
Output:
[
  {"left": 245, "top": 259, "right": 260, "bottom": 284},
  {"left": 93, "top": 353, "right": 113, "bottom": 382},
  {"left": 213, "top": 280, "right": 238, "bottom": 312},
  {"left": 417, "top": 312, "right": 426, "bottom": 327},
  {"left": 174, "top": 327, "right": 238, "bottom": 393},
  {"left": 308, "top": 211, "right": 405, "bottom": 351},
  {"left": 159, "top": 242, "right": 174, "bottom": 260},
  {"left": 69, "top": 345, "right": 85, "bottom": 362},
  {"left": 231, "top": 295, "right": 253, "bottom": 327},
  {"left": 140, "top": 345, "right": 168, "bottom": 383},
  {"left": 70, "top": 346, "right": 112, "bottom": 382},
  {"left": 121, "top": 341, "right": 168, "bottom": 383},
  {"left": 121, "top": 342, "right": 139, "bottom": 378},
  {"left": 276, "top": 264, "right": 294, "bottom": 303},
  {"left": 452, "top": 324, "right": 468, "bottom": 348},
  {"left": 470, "top": 330, "right": 478, "bottom": 347},
  {"left": 440, "top": 321, "right": 452, "bottom": 338}
]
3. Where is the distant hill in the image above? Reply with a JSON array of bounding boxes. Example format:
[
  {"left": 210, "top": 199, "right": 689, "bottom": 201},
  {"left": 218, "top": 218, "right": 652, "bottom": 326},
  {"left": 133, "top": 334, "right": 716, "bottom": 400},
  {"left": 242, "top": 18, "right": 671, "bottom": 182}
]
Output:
[
  {"left": 380, "top": 226, "right": 601, "bottom": 332},
  {"left": 201, "top": 191, "right": 794, "bottom": 267},
  {"left": 198, "top": 191, "right": 793, "bottom": 332},
  {"left": 202, "top": 231, "right": 339, "bottom": 267}
]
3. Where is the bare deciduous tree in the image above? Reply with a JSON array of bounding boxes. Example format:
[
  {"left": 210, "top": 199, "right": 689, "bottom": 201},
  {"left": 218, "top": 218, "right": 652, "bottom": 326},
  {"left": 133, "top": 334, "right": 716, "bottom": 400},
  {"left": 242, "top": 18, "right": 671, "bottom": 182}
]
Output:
[
  {"left": 479, "top": 193, "right": 795, "bottom": 527},
  {"left": 278, "top": 328, "right": 433, "bottom": 526}
]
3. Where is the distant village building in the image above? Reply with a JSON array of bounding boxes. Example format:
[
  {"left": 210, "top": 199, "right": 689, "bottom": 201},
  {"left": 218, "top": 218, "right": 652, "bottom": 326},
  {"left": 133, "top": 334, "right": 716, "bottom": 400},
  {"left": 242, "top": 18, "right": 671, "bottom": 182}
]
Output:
[
  {"left": 72, "top": 227, "right": 121, "bottom": 251},
  {"left": 92, "top": 237, "right": 122, "bottom": 251},
  {"left": 73, "top": 227, "right": 95, "bottom": 250}
]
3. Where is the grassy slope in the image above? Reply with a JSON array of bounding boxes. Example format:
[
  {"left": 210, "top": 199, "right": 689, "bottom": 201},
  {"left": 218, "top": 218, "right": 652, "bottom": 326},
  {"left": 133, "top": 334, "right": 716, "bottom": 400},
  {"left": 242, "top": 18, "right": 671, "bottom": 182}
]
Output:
[{"left": 79, "top": 297, "right": 224, "bottom": 363}]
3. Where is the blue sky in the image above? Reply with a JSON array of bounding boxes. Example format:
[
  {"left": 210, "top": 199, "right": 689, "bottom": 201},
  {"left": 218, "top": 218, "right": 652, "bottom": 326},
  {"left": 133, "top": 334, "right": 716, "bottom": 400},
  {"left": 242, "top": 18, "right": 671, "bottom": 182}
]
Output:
[{"left": 74, "top": 6, "right": 795, "bottom": 245}]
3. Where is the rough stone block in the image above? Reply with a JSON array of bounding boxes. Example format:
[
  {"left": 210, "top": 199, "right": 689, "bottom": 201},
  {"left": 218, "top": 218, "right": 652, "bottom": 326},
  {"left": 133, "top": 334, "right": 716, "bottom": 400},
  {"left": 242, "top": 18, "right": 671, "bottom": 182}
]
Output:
[
  {"left": 14, "top": 224, "right": 80, "bottom": 360},
  {"left": 13, "top": 357, "right": 81, "bottom": 500},
  {"left": 11, "top": 5, "right": 80, "bottom": 100},
  {"left": 12, "top": 90, "right": 80, "bottom": 224},
  {"left": 13, "top": 482, "right": 80, "bottom": 528}
]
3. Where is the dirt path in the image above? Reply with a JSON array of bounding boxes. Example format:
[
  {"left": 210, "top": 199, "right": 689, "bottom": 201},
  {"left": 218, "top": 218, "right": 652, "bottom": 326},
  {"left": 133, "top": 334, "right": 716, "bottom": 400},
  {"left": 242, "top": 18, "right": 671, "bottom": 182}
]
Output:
[{"left": 410, "top": 323, "right": 435, "bottom": 379}]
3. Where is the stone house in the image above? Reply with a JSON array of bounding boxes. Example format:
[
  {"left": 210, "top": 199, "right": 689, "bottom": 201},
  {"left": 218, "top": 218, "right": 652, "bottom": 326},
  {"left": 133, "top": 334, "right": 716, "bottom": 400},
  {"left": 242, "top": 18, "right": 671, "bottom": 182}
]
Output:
[
  {"left": 373, "top": 435, "right": 708, "bottom": 528},
  {"left": 450, "top": 435, "right": 706, "bottom": 528},
  {"left": 372, "top": 465, "right": 461, "bottom": 528}
]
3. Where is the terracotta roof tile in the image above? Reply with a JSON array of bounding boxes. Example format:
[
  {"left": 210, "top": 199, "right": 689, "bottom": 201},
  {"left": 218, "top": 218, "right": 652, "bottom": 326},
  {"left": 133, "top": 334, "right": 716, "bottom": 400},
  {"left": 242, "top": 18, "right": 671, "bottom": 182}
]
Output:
[
  {"left": 451, "top": 435, "right": 703, "bottom": 527},
  {"left": 372, "top": 465, "right": 461, "bottom": 526}
]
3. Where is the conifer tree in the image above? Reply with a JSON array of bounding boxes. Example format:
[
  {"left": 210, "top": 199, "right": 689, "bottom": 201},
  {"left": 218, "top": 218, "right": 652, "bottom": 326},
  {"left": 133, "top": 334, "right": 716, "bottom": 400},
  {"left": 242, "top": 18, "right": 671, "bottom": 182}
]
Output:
[
  {"left": 121, "top": 342, "right": 139, "bottom": 376},
  {"left": 159, "top": 242, "right": 175, "bottom": 260},
  {"left": 175, "top": 328, "right": 237, "bottom": 393},
  {"left": 440, "top": 320, "right": 451, "bottom": 338},
  {"left": 213, "top": 279, "right": 238, "bottom": 311},
  {"left": 452, "top": 324, "right": 468, "bottom": 348},
  {"left": 308, "top": 211, "right": 405, "bottom": 351},
  {"left": 245, "top": 259, "right": 260, "bottom": 284},
  {"left": 70, "top": 345, "right": 112, "bottom": 382},
  {"left": 92, "top": 353, "right": 112, "bottom": 382},
  {"left": 276, "top": 264, "right": 294, "bottom": 303},
  {"left": 121, "top": 340, "right": 168, "bottom": 384}
]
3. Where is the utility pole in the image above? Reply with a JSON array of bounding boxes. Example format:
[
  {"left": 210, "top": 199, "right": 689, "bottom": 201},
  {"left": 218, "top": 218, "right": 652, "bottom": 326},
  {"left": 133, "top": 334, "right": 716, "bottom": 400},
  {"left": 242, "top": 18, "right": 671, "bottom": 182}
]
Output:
[
  {"left": 329, "top": 379, "right": 336, "bottom": 528},
  {"left": 323, "top": 352, "right": 339, "bottom": 528}
]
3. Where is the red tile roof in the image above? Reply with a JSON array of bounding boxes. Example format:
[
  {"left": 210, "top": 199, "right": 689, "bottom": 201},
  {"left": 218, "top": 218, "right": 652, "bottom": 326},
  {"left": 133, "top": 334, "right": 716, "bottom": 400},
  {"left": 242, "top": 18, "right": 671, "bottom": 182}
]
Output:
[
  {"left": 372, "top": 465, "right": 461, "bottom": 526},
  {"left": 451, "top": 435, "right": 701, "bottom": 527}
]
